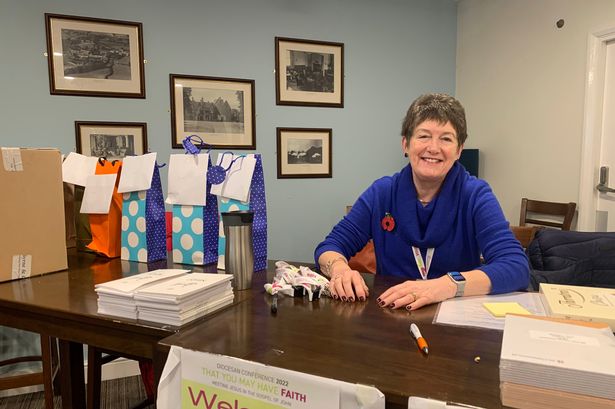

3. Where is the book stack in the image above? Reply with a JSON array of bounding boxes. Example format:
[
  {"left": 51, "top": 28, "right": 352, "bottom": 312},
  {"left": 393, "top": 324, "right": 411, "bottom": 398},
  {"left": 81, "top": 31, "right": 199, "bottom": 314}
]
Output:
[
  {"left": 500, "top": 314, "right": 615, "bottom": 409},
  {"left": 96, "top": 269, "right": 189, "bottom": 319},
  {"left": 539, "top": 283, "right": 615, "bottom": 331},
  {"left": 134, "top": 273, "right": 234, "bottom": 326}
]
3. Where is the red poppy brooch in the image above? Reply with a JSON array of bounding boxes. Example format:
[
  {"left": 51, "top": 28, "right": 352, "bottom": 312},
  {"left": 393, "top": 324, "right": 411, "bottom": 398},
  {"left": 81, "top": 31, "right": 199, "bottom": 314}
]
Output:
[{"left": 381, "top": 212, "right": 395, "bottom": 232}]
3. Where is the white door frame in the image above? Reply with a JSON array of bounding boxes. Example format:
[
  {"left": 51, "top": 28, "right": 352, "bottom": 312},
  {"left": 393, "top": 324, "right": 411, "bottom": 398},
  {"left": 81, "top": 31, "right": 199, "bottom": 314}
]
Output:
[{"left": 578, "top": 26, "right": 615, "bottom": 231}]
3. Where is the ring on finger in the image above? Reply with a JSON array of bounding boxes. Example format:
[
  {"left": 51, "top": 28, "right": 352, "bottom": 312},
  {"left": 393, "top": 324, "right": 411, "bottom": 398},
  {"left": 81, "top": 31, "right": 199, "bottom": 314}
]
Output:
[{"left": 410, "top": 291, "right": 418, "bottom": 301}]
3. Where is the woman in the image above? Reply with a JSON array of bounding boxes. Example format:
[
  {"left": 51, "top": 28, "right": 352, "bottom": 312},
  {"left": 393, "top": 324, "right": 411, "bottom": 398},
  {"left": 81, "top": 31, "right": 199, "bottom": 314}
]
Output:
[{"left": 315, "top": 93, "right": 529, "bottom": 310}]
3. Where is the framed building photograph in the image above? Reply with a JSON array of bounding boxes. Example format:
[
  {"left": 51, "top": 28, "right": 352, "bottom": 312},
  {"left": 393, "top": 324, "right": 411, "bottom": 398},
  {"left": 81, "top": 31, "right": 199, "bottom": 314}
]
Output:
[
  {"left": 45, "top": 13, "right": 145, "bottom": 98},
  {"left": 170, "top": 74, "right": 256, "bottom": 149},
  {"left": 75, "top": 121, "right": 147, "bottom": 161},
  {"left": 275, "top": 37, "right": 344, "bottom": 107},
  {"left": 276, "top": 127, "right": 332, "bottom": 178}
]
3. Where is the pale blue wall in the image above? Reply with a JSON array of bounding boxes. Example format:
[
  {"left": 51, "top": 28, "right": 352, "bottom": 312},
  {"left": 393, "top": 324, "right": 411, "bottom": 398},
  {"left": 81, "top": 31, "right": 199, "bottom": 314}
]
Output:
[{"left": 0, "top": 0, "right": 457, "bottom": 263}]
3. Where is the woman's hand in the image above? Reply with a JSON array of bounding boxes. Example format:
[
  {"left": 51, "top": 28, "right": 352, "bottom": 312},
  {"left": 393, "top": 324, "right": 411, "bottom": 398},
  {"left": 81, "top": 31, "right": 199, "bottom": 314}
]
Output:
[
  {"left": 329, "top": 269, "right": 369, "bottom": 302},
  {"left": 377, "top": 275, "right": 456, "bottom": 310}
]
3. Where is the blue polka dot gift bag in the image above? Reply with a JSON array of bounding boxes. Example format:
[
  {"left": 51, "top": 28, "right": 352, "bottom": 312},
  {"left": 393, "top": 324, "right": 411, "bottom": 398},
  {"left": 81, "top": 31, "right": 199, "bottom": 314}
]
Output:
[
  {"left": 166, "top": 140, "right": 219, "bottom": 266},
  {"left": 210, "top": 153, "right": 267, "bottom": 272},
  {"left": 117, "top": 153, "right": 167, "bottom": 263}
]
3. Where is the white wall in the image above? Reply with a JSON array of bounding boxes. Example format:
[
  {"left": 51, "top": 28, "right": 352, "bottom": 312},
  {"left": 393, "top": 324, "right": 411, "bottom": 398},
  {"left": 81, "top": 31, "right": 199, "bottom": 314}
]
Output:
[{"left": 456, "top": 0, "right": 615, "bottom": 227}]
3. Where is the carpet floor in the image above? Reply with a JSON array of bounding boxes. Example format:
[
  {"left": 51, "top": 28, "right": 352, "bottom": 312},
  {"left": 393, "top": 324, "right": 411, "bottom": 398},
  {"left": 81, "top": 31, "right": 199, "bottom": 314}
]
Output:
[{"left": 0, "top": 376, "right": 152, "bottom": 409}]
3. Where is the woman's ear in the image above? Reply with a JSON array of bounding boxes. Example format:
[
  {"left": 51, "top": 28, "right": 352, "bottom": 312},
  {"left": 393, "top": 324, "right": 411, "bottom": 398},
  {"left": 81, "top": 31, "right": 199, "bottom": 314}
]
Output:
[
  {"left": 457, "top": 144, "right": 464, "bottom": 160},
  {"left": 401, "top": 137, "right": 409, "bottom": 157}
]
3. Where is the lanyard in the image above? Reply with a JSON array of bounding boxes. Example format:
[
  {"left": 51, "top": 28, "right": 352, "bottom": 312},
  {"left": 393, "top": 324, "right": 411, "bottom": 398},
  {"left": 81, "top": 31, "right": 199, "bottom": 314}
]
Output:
[{"left": 411, "top": 247, "right": 434, "bottom": 280}]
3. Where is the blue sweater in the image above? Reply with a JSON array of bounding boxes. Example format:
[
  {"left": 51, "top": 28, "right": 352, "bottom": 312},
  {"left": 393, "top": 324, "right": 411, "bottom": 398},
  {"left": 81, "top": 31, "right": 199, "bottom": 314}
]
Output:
[{"left": 315, "top": 163, "right": 529, "bottom": 294}]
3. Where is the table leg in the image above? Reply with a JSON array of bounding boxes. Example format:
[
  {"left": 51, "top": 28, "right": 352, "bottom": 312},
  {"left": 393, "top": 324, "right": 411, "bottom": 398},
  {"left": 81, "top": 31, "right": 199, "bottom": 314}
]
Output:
[{"left": 59, "top": 340, "right": 86, "bottom": 409}]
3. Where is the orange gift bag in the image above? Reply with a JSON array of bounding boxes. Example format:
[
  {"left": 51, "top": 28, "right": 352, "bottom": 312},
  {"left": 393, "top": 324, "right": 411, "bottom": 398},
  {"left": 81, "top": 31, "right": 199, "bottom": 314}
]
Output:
[{"left": 87, "top": 159, "right": 123, "bottom": 258}]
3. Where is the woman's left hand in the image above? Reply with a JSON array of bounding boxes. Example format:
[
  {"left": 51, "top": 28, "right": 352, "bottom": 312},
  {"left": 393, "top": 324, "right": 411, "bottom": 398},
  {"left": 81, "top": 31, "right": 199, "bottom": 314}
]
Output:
[{"left": 377, "top": 275, "right": 456, "bottom": 310}]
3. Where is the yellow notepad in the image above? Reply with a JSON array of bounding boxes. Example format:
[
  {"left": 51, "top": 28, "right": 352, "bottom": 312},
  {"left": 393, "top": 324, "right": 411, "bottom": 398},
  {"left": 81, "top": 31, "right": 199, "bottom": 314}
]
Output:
[{"left": 483, "top": 302, "right": 531, "bottom": 317}]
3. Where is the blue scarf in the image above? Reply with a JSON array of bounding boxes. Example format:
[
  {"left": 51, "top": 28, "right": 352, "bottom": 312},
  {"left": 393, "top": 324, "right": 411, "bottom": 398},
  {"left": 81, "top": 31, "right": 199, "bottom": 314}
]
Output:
[{"left": 393, "top": 162, "right": 464, "bottom": 248}]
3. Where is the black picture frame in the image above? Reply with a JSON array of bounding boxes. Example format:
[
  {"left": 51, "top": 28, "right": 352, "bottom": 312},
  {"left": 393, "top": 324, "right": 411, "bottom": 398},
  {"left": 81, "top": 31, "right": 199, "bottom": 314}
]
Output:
[
  {"left": 75, "top": 121, "right": 148, "bottom": 160},
  {"left": 170, "top": 74, "right": 256, "bottom": 150},
  {"left": 45, "top": 13, "right": 145, "bottom": 98},
  {"left": 275, "top": 37, "right": 344, "bottom": 108},
  {"left": 277, "top": 127, "right": 332, "bottom": 178}
]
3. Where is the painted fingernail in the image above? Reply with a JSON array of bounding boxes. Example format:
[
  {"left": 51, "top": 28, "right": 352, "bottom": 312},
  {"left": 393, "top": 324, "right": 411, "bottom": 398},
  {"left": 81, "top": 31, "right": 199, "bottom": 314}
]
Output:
[
  {"left": 359, "top": 296, "right": 365, "bottom": 302},
  {"left": 333, "top": 295, "right": 338, "bottom": 300},
  {"left": 378, "top": 300, "right": 385, "bottom": 307},
  {"left": 389, "top": 303, "right": 395, "bottom": 308},
  {"left": 341, "top": 296, "right": 347, "bottom": 301},
  {"left": 376, "top": 297, "right": 382, "bottom": 303},
  {"left": 406, "top": 305, "right": 412, "bottom": 310}
]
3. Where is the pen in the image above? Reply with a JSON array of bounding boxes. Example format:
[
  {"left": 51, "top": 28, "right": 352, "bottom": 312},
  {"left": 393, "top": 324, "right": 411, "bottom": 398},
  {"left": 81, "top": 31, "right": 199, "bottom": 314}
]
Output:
[
  {"left": 410, "top": 323, "right": 429, "bottom": 355},
  {"left": 271, "top": 293, "right": 278, "bottom": 314}
]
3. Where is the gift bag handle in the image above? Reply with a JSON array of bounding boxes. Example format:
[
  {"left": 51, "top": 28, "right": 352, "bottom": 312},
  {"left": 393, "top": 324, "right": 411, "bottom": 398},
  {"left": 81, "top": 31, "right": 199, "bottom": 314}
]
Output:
[{"left": 182, "top": 135, "right": 211, "bottom": 155}]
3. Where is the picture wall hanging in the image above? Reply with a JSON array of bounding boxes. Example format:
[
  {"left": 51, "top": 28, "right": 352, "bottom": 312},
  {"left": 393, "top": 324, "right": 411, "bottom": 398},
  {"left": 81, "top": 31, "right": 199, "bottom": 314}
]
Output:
[
  {"left": 276, "top": 127, "right": 332, "bottom": 178},
  {"left": 45, "top": 13, "right": 145, "bottom": 98},
  {"left": 275, "top": 37, "right": 344, "bottom": 108},
  {"left": 75, "top": 121, "right": 147, "bottom": 161},
  {"left": 170, "top": 74, "right": 256, "bottom": 150}
]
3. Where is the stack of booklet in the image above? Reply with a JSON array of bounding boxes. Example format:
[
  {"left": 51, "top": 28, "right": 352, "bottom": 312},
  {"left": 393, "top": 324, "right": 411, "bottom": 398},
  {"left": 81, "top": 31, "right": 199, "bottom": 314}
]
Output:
[
  {"left": 500, "top": 314, "right": 615, "bottom": 409},
  {"left": 96, "top": 269, "right": 189, "bottom": 319},
  {"left": 134, "top": 273, "right": 234, "bottom": 326},
  {"left": 96, "top": 269, "right": 234, "bottom": 326}
]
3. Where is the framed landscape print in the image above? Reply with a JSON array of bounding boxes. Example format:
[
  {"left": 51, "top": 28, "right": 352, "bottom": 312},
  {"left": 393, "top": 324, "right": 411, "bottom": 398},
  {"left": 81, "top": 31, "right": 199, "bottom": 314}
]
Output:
[
  {"left": 170, "top": 74, "right": 256, "bottom": 149},
  {"left": 75, "top": 121, "right": 147, "bottom": 161},
  {"left": 275, "top": 37, "right": 344, "bottom": 107},
  {"left": 276, "top": 127, "right": 332, "bottom": 178},
  {"left": 45, "top": 13, "right": 145, "bottom": 98}
]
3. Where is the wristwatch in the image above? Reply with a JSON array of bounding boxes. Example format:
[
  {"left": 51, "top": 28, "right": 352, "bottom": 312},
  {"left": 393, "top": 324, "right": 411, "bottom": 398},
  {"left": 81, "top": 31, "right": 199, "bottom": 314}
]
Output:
[{"left": 446, "top": 271, "right": 466, "bottom": 297}]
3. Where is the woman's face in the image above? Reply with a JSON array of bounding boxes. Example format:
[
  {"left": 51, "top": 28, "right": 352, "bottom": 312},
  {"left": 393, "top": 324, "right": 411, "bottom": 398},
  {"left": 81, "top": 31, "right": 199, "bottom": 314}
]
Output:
[{"left": 402, "top": 119, "right": 463, "bottom": 184}]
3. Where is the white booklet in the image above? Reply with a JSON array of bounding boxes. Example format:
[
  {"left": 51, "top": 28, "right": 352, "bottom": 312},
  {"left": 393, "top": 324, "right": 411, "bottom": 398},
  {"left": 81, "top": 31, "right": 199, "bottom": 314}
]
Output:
[
  {"left": 95, "top": 269, "right": 189, "bottom": 296},
  {"left": 134, "top": 273, "right": 233, "bottom": 303},
  {"left": 500, "top": 314, "right": 615, "bottom": 399}
]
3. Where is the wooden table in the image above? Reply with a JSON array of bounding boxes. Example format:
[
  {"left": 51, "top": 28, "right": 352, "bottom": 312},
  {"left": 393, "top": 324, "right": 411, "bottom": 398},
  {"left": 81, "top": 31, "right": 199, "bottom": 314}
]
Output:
[
  {"left": 0, "top": 250, "right": 239, "bottom": 409},
  {"left": 157, "top": 268, "right": 506, "bottom": 409}
]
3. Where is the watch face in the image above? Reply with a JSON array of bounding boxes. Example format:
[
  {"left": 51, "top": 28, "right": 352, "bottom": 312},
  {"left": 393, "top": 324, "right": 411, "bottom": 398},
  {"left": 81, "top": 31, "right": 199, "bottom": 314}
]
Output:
[{"left": 449, "top": 272, "right": 466, "bottom": 282}]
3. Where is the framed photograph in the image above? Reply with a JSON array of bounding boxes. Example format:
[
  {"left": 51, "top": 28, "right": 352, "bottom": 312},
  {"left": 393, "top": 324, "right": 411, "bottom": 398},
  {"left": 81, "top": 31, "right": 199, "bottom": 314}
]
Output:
[
  {"left": 170, "top": 74, "right": 256, "bottom": 149},
  {"left": 75, "top": 121, "right": 147, "bottom": 161},
  {"left": 275, "top": 37, "right": 344, "bottom": 108},
  {"left": 45, "top": 13, "right": 145, "bottom": 98},
  {"left": 276, "top": 127, "right": 332, "bottom": 178}
]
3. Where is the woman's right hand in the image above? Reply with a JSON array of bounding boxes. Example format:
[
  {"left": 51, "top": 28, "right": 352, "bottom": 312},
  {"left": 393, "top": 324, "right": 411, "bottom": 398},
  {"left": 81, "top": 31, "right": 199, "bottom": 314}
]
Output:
[{"left": 329, "top": 268, "right": 369, "bottom": 302}]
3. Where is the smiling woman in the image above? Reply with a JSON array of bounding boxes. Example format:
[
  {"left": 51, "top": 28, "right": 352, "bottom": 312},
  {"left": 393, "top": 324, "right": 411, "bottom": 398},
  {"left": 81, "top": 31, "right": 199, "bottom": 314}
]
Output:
[{"left": 315, "top": 93, "right": 529, "bottom": 311}]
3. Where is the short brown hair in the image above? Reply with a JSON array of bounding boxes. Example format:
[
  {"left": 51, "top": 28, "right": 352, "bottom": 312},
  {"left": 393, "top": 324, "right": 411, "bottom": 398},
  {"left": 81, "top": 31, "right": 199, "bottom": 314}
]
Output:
[{"left": 400, "top": 93, "right": 467, "bottom": 147}]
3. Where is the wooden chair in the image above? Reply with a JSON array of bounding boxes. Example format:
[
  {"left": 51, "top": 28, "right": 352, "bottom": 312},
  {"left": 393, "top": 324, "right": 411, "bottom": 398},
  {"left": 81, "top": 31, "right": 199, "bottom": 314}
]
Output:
[
  {"left": 510, "top": 225, "right": 542, "bottom": 249},
  {"left": 0, "top": 334, "right": 59, "bottom": 409},
  {"left": 345, "top": 206, "right": 376, "bottom": 273},
  {"left": 87, "top": 347, "right": 154, "bottom": 409},
  {"left": 519, "top": 198, "right": 576, "bottom": 231}
]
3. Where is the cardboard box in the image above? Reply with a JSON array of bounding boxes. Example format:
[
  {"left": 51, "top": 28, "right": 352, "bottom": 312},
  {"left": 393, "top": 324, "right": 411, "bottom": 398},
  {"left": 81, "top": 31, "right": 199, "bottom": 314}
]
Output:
[{"left": 0, "top": 148, "right": 68, "bottom": 281}]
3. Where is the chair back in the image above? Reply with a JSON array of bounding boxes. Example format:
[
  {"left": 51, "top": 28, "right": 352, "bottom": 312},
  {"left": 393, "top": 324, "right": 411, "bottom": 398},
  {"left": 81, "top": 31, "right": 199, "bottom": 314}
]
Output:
[
  {"left": 519, "top": 198, "right": 576, "bottom": 230},
  {"left": 510, "top": 225, "right": 542, "bottom": 249},
  {"left": 345, "top": 205, "right": 376, "bottom": 273}
]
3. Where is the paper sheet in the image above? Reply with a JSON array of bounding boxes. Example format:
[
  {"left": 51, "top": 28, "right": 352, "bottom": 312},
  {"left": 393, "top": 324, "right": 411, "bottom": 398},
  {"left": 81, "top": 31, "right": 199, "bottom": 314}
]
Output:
[
  {"left": 166, "top": 153, "right": 209, "bottom": 206},
  {"left": 408, "top": 396, "right": 485, "bottom": 409},
  {"left": 434, "top": 292, "right": 545, "bottom": 331},
  {"left": 117, "top": 152, "right": 157, "bottom": 193},
  {"left": 62, "top": 152, "right": 98, "bottom": 186},
  {"left": 80, "top": 174, "right": 117, "bottom": 214},
  {"left": 483, "top": 302, "right": 531, "bottom": 317},
  {"left": 210, "top": 153, "right": 256, "bottom": 202}
]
